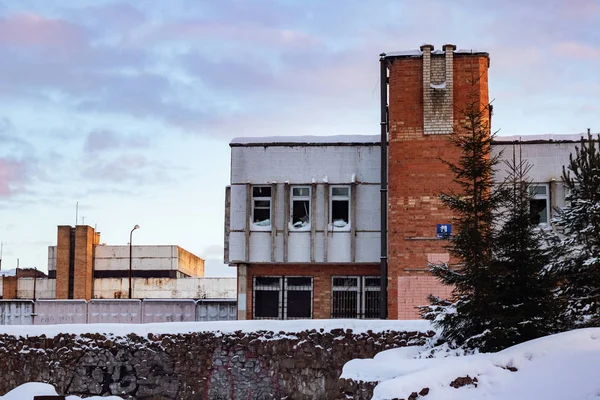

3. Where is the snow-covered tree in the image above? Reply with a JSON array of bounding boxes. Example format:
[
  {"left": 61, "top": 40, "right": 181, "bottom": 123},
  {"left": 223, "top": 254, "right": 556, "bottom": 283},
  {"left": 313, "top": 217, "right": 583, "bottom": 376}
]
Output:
[
  {"left": 481, "top": 146, "right": 560, "bottom": 351},
  {"left": 420, "top": 94, "right": 503, "bottom": 351},
  {"left": 551, "top": 132, "right": 600, "bottom": 328},
  {"left": 421, "top": 98, "right": 560, "bottom": 352}
]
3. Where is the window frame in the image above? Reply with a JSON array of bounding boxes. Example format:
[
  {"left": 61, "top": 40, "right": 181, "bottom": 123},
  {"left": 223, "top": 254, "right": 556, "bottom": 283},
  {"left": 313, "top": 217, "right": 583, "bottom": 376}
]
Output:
[
  {"left": 253, "top": 276, "right": 313, "bottom": 320},
  {"left": 251, "top": 185, "right": 272, "bottom": 228},
  {"left": 330, "top": 185, "right": 351, "bottom": 226},
  {"left": 528, "top": 183, "right": 549, "bottom": 225},
  {"left": 290, "top": 186, "right": 311, "bottom": 229},
  {"left": 331, "top": 275, "right": 380, "bottom": 319}
]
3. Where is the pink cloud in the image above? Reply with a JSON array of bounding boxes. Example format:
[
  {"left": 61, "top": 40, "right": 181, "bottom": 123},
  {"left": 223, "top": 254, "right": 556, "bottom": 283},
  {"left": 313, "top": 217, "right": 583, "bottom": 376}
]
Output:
[
  {"left": 555, "top": 41, "right": 600, "bottom": 59},
  {"left": 0, "top": 159, "right": 27, "bottom": 197},
  {"left": 0, "top": 12, "right": 87, "bottom": 52}
]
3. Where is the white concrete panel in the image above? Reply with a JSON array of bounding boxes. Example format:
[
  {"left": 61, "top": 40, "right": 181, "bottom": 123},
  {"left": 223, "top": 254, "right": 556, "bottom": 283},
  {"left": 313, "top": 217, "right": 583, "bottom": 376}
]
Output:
[
  {"left": 230, "top": 184, "right": 247, "bottom": 231},
  {"left": 229, "top": 232, "right": 246, "bottom": 262},
  {"left": 249, "top": 233, "right": 271, "bottom": 262},
  {"left": 231, "top": 145, "right": 381, "bottom": 184},
  {"left": 0, "top": 300, "right": 34, "bottom": 325},
  {"left": 17, "top": 278, "right": 55, "bottom": 299},
  {"left": 141, "top": 299, "right": 196, "bottom": 323},
  {"left": 34, "top": 300, "right": 87, "bottom": 325},
  {"left": 88, "top": 299, "right": 142, "bottom": 324},
  {"left": 355, "top": 232, "right": 381, "bottom": 262},
  {"left": 356, "top": 185, "right": 381, "bottom": 231},
  {"left": 94, "top": 245, "right": 177, "bottom": 271},
  {"left": 275, "top": 233, "right": 284, "bottom": 262},
  {"left": 196, "top": 300, "right": 237, "bottom": 321},
  {"left": 327, "top": 232, "right": 351, "bottom": 262},
  {"left": 47, "top": 246, "right": 57, "bottom": 272},
  {"left": 288, "top": 232, "right": 310, "bottom": 262},
  {"left": 93, "top": 277, "right": 236, "bottom": 299},
  {"left": 493, "top": 142, "right": 578, "bottom": 183},
  {"left": 314, "top": 232, "right": 325, "bottom": 262}
]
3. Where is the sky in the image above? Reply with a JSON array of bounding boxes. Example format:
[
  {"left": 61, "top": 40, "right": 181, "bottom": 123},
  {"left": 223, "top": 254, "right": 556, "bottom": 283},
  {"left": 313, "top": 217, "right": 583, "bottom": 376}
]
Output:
[{"left": 0, "top": 0, "right": 598, "bottom": 276}]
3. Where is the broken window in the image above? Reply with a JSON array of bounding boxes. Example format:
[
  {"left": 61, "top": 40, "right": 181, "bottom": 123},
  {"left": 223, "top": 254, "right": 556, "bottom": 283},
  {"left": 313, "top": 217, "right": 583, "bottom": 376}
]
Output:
[
  {"left": 331, "top": 186, "right": 350, "bottom": 227},
  {"left": 331, "top": 276, "right": 380, "bottom": 319},
  {"left": 291, "top": 186, "right": 310, "bottom": 228},
  {"left": 253, "top": 276, "right": 313, "bottom": 319},
  {"left": 252, "top": 186, "right": 271, "bottom": 226},
  {"left": 529, "top": 184, "right": 549, "bottom": 224}
]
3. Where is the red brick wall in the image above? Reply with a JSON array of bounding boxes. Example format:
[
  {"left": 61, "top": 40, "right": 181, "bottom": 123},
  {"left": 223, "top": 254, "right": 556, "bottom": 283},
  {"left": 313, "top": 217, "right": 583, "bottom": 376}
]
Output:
[
  {"left": 73, "top": 225, "right": 94, "bottom": 300},
  {"left": 1, "top": 276, "right": 17, "bottom": 299},
  {"left": 387, "top": 52, "right": 490, "bottom": 319},
  {"left": 244, "top": 264, "right": 379, "bottom": 319},
  {"left": 55, "top": 225, "right": 72, "bottom": 299}
]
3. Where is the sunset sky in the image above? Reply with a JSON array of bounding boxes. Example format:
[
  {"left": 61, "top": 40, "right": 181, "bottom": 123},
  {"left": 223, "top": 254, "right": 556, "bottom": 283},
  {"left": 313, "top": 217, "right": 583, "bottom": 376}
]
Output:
[{"left": 0, "top": 0, "right": 598, "bottom": 275}]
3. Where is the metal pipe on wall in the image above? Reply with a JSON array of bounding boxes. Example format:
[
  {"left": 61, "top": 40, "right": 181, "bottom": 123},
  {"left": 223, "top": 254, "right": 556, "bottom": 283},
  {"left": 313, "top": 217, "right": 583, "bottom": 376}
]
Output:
[{"left": 379, "top": 53, "right": 389, "bottom": 319}]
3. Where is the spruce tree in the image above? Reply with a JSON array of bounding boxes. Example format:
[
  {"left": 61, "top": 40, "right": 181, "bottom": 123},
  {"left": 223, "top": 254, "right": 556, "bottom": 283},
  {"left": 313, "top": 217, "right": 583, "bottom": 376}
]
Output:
[
  {"left": 482, "top": 146, "right": 560, "bottom": 351},
  {"left": 421, "top": 98, "right": 560, "bottom": 352},
  {"left": 420, "top": 94, "right": 502, "bottom": 351},
  {"left": 551, "top": 132, "right": 600, "bottom": 327}
]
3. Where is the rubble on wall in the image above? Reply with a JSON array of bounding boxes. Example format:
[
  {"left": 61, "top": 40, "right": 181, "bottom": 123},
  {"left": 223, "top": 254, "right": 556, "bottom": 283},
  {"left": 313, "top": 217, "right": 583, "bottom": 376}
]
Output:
[{"left": 0, "top": 328, "right": 433, "bottom": 399}]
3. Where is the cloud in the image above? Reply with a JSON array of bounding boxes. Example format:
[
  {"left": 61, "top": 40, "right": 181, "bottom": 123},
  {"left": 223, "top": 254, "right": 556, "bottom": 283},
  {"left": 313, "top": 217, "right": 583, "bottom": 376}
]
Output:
[
  {"left": 84, "top": 129, "right": 149, "bottom": 154},
  {"left": 0, "top": 158, "right": 29, "bottom": 197}
]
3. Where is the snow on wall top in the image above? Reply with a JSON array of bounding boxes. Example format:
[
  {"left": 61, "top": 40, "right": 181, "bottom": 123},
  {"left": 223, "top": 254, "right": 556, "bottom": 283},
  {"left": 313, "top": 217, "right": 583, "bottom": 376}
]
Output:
[
  {"left": 384, "top": 48, "right": 488, "bottom": 57},
  {"left": 494, "top": 133, "right": 596, "bottom": 143},
  {"left": 230, "top": 134, "right": 381, "bottom": 147},
  {"left": 0, "top": 319, "right": 431, "bottom": 338}
]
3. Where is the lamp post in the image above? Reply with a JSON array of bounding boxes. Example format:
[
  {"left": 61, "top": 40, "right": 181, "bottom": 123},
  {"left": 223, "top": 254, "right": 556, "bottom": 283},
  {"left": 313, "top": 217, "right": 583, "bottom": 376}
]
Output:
[{"left": 129, "top": 224, "right": 140, "bottom": 299}]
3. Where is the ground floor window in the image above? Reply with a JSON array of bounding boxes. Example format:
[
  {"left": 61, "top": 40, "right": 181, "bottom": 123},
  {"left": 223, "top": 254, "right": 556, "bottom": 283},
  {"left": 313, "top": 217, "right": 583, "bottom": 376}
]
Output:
[
  {"left": 253, "top": 276, "right": 313, "bottom": 319},
  {"left": 331, "top": 276, "right": 380, "bottom": 319}
]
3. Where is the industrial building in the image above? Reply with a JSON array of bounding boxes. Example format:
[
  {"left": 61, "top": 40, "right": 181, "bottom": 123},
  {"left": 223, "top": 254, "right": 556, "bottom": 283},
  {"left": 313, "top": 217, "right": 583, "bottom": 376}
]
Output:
[
  {"left": 0, "top": 225, "right": 236, "bottom": 301},
  {"left": 224, "top": 43, "right": 586, "bottom": 320}
]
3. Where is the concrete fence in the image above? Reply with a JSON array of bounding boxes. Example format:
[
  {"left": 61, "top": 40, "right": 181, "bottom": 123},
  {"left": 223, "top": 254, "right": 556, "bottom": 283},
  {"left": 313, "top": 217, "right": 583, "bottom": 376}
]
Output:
[{"left": 0, "top": 299, "right": 237, "bottom": 325}]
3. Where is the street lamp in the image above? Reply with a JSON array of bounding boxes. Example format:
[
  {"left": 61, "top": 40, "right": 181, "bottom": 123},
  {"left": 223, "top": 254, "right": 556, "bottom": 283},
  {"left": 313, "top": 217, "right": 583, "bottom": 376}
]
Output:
[{"left": 129, "top": 224, "right": 140, "bottom": 299}]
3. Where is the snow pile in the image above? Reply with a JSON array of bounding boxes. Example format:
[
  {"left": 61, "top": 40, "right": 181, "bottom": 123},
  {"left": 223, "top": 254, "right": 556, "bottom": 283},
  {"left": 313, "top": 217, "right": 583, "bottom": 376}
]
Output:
[
  {"left": 0, "top": 269, "right": 16, "bottom": 277},
  {"left": 0, "top": 382, "right": 122, "bottom": 400},
  {"left": 342, "top": 328, "right": 600, "bottom": 400},
  {"left": 0, "top": 319, "right": 431, "bottom": 339}
]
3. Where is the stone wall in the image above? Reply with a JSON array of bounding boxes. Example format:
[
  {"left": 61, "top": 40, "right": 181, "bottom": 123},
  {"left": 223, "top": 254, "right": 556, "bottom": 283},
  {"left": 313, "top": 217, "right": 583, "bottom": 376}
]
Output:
[{"left": 0, "top": 328, "right": 433, "bottom": 399}]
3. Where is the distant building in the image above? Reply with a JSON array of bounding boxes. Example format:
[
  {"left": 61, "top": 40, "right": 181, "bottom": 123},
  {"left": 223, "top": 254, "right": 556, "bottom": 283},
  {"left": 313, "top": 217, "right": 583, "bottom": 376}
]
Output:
[
  {"left": 224, "top": 43, "right": 590, "bottom": 320},
  {"left": 0, "top": 225, "right": 236, "bottom": 300}
]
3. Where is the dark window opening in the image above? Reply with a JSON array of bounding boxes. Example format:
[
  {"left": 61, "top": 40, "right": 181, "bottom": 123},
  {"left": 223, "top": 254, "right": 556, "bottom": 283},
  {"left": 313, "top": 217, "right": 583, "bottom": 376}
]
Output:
[
  {"left": 253, "top": 276, "right": 313, "bottom": 320},
  {"left": 331, "top": 186, "right": 350, "bottom": 226},
  {"left": 530, "top": 199, "right": 548, "bottom": 224},
  {"left": 252, "top": 186, "right": 272, "bottom": 226},
  {"left": 331, "top": 276, "right": 380, "bottom": 319}
]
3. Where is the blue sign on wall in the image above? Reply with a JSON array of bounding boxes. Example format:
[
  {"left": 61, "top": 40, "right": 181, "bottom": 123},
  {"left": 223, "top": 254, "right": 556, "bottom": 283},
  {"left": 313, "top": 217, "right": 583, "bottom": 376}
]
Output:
[{"left": 436, "top": 224, "right": 452, "bottom": 239}]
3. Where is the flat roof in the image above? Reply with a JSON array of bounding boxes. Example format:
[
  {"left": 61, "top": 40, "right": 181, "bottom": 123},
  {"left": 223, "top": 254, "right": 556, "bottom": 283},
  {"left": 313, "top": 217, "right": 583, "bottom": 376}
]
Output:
[
  {"left": 230, "top": 135, "right": 381, "bottom": 147},
  {"left": 493, "top": 133, "right": 596, "bottom": 144},
  {"left": 384, "top": 48, "right": 489, "bottom": 58}
]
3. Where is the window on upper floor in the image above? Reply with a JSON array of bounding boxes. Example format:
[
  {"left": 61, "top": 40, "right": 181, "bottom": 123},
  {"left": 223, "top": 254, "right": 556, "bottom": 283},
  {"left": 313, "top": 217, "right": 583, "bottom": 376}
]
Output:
[
  {"left": 253, "top": 276, "right": 313, "bottom": 320},
  {"left": 291, "top": 186, "right": 310, "bottom": 229},
  {"left": 529, "top": 184, "right": 549, "bottom": 225},
  {"left": 252, "top": 186, "right": 272, "bottom": 226},
  {"left": 331, "top": 276, "right": 380, "bottom": 319},
  {"left": 331, "top": 186, "right": 350, "bottom": 227}
]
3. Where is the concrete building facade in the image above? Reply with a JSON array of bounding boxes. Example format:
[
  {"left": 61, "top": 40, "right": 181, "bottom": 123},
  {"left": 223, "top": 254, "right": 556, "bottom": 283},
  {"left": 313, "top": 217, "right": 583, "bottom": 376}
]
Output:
[{"left": 225, "top": 43, "right": 591, "bottom": 320}]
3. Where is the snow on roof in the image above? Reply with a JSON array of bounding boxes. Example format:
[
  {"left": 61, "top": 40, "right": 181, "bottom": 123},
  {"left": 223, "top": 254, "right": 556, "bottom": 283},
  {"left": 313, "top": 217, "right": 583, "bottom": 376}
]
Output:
[
  {"left": 494, "top": 133, "right": 595, "bottom": 143},
  {"left": 343, "top": 327, "right": 600, "bottom": 400},
  {"left": 384, "top": 48, "right": 488, "bottom": 57},
  {"left": 230, "top": 134, "right": 381, "bottom": 146},
  {"left": 0, "top": 269, "right": 17, "bottom": 277},
  {"left": 0, "top": 319, "right": 431, "bottom": 338}
]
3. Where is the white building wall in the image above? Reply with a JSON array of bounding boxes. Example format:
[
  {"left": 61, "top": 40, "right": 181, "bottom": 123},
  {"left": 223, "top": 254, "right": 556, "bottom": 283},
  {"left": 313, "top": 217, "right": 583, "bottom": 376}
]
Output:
[
  {"left": 227, "top": 140, "right": 382, "bottom": 264},
  {"left": 93, "top": 277, "right": 236, "bottom": 299},
  {"left": 17, "top": 278, "right": 56, "bottom": 299},
  {"left": 493, "top": 137, "right": 583, "bottom": 212}
]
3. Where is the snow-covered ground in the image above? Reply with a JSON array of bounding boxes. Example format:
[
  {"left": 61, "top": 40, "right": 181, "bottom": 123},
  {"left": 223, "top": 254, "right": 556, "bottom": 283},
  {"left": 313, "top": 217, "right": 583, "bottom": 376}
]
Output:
[
  {"left": 0, "top": 319, "right": 431, "bottom": 338},
  {"left": 342, "top": 328, "right": 600, "bottom": 400},
  {"left": 0, "top": 382, "right": 122, "bottom": 399}
]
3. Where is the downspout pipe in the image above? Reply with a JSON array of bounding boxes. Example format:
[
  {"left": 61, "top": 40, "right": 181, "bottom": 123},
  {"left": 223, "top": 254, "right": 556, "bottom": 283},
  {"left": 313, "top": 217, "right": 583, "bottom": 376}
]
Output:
[{"left": 379, "top": 53, "right": 389, "bottom": 319}]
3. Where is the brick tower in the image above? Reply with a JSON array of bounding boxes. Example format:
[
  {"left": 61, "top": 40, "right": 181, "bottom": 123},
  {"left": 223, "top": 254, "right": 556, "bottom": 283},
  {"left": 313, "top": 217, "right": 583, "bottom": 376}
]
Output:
[{"left": 385, "top": 44, "right": 490, "bottom": 319}]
